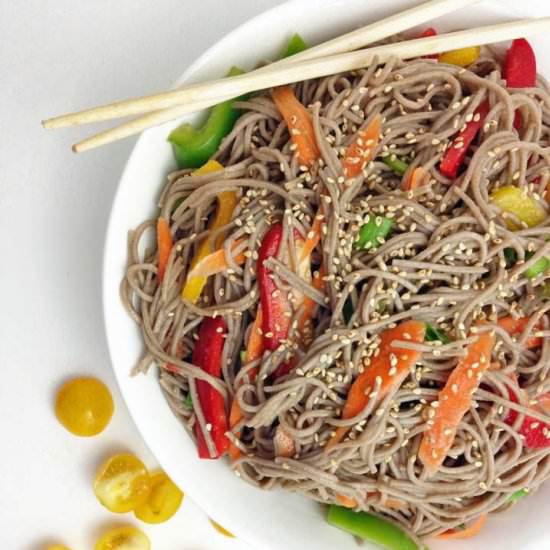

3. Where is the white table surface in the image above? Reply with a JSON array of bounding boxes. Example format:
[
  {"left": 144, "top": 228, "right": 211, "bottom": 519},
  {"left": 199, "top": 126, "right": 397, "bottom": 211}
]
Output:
[
  {"left": 4, "top": 1, "right": 550, "bottom": 549},
  {"left": 0, "top": 1, "right": 281, "bottom": 548}
]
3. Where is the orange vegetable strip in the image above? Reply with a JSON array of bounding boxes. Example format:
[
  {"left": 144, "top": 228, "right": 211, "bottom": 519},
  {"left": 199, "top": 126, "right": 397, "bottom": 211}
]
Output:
[
  {"left": 297, "top": 265, "right": 325, "bottom": 337},
  {"left": 272, "top": 86, "right": 320, "bottom": 167},
  {"left": 185, "top": 239, "right": 246, "bottom": 280},
  {"left": 497, "top": 315, "right": 542, "bottom": 349},
  {"left": 157, "top": 218, "right": 173, "bottom": 283},
  {"left": 402, "top": 166, "right": 428, "bottom": 192},
  {"left": 419, "top": 331, "right": 495, "bottom": 475},
  {"left": 228, "top": 308, "right": 264, "bottom": 461},
  {"left": 335, "top": 494, "right": 358, "bottom": 508},
  {"left": 335, "top": 493, "right": 406, "bottom": 510},
  {"left": 300, "top": 213, "right": 324, "bottom": 261},
  {"left": 437, "top": 514, "right": 487, "bottom": 540},
  {"left": 273, "top": 425, "right": 296, "bottom": 458},
  {"left": 326, "top": 320, "right": 426, "bottom": 452},
  {"left": 343, "top": 114, "right": 382, "bottom": 178}
]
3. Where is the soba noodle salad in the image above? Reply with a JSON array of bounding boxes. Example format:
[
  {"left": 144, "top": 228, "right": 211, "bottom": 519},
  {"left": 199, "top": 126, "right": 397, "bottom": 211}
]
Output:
[{"left": 122, "top": 31, "right": 550, "bottom": 547}]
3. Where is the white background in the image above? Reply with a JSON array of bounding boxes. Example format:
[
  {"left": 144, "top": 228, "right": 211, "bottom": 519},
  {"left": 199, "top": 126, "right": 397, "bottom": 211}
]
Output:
[
  {"left": 3, "top": 1, "right": 550, "bottom": 549},
  {"left": 0, "top": 1, "right": 281, "bottom": 548}
]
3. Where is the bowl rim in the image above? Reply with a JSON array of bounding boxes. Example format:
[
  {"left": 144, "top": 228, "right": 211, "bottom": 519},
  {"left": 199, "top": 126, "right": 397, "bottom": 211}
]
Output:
[{"left": 101, "top": 1, "right": 550, "bottom": 549}]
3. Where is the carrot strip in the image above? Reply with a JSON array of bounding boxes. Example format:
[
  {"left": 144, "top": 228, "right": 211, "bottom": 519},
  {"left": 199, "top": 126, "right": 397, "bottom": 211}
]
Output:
[
  {"left": 300, "top": 213, "right": 324, "bottom": 261},
  {"left": 185, "top": 239, "right": 246, "bottom": 280},
  {"left": 272, "top": 86, "right": 320, "bottom": 167},
  {"left": 326, "top": 321, "right": 426, "bottom": 452},
  {"left": 437, "top": 514, "right": 487, "bottom": 540},
  {"left": 497, "top": 316, "right": 542, "bottom": 349},
  {"left": 157, "top": 217, "right": 173, "bottom": 283},
  {"left": 402, "top": 166, "right": 428, "bottom": 192},
  {"left": 343, "top": 114, "right": 382, "bottom": 178},
  {"left": 335, "top": 493, "right": 406, "bottom": 510},
  {"left": 335, "top": 494, "right": 358, "bottom": 508},
  {"left": 228, "top": 308, "right": 264, "bottom": 461},
  {"left": 419, "top": 330, "right": 495, "bottom": 475}
]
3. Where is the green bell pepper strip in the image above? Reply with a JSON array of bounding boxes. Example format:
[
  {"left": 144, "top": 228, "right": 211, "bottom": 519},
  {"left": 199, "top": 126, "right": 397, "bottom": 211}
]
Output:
[
  {"left": 327, "top": 506, "right": 422, "bottom": 550},
  {"left": 503, "top": 247, "right": 518, "bottom": 268},
  {"left": 509, "top": 488, "right": 529, "bottom": 502},
  {"left": 343, "top": 299, "right": 354, "bottom": 323},
  {"left": 425, "top": 323, "right": 451, "bottom": 344},
  {"left": 282, "top": 33, "right": 308, "bottom": 58},
  {"left": 355, "top": 216, "right": 394, "bottom": 250},
  {"left": 382, "top": 155, "right": 409, "bottom": 177},
  {"left": 524, "top": 251, "right": 550, "bottom": 279},
  {"left": 168, "top": 66, "right": 246, "bottom": 168},
  {"left": 503, "top": 248, "right": 549, "bottom": 279},
  {"left": 183, "top": 393, "right": 193, "bottom": 409}
]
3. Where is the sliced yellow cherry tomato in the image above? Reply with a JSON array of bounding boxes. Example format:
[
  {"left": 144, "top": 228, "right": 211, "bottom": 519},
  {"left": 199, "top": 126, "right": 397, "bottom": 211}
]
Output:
[
  {"left": 210, "top": 519, "right": 236, "bottom": 538},
  {"left": 55, "top": 377, "right": 114, "bottom": 437},
  {"left": 95, "top": 526, "right": 150, "bottom": 550},
  {"left": 439, "top": 46, "right": 481, "bottom": 67},
  {"left": 134, "top": 471, "right": 184, "bottom": 524},
  {"left": 491, "top": 185, "right": 547, "bottom": 229},
  {"left": 94, "top": 454, "right": 151, "bottom": 513},
  {"left": 46, "top": 545, "right": 72, "bottom": 550}
]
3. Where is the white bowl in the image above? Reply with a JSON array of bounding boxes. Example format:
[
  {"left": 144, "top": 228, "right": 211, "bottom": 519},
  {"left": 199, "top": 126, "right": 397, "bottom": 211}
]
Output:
[{"left": 103, "top": 1, "right": 550, "bottom": 548}]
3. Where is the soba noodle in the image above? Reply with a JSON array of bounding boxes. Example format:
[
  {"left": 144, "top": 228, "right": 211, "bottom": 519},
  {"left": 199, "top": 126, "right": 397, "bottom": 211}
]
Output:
[{"left": 122, "top": 49, "right": 550, "bottom": 538}]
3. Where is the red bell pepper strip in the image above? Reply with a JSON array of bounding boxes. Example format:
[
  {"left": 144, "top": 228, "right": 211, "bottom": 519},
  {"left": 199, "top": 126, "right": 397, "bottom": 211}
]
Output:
[
  {"left": 504, "top": 39, "right": 537, "bottom": 130},
  {"left": 505, "top": 384, "right": 550, "bottom": 449},
  {"left": 440, "top": 100, "right": 490, "bottom": 179},
  {"left": 420, "top": 27, "right": 439, "bottom": 59},
  {"left": 258, "top": 223, "right": 292, "bottom": 351},
  {"left": 505, "top": 39, "right": 537, "bottom": 88},
  {"left": 193, "top": 316, "right": 229, "bottom": 459}
]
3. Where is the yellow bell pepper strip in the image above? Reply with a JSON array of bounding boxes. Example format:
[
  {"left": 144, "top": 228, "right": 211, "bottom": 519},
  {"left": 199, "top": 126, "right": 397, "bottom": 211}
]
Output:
[
  {"left": 439, "top": 46, "right": 481, "bottom": 67},
  {"left": 168, "top": 66, "right": 245, "bottom": 168},
  {"left": 490, "top": 185, "right": 546, "bottom": 230},
  {"left": 181, "top": 160, "right": 237, "bottom": 303}
]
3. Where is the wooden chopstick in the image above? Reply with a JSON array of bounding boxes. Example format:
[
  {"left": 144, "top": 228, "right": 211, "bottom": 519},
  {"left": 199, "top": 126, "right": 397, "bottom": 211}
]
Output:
[
  {"left": 42, "top": 0, "right": 479, "bottom": 130},
  {"left": 265, "top": 0, "right": 481, "bottom": 66},
  {"left": 69, "top": 17, "right": 550, "bottom": 153}
]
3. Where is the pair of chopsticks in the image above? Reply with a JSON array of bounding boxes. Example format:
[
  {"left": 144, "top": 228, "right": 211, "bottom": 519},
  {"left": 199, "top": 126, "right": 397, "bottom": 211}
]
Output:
[{"left": 43, "top": 0, "right": 550, "bottom": 153}]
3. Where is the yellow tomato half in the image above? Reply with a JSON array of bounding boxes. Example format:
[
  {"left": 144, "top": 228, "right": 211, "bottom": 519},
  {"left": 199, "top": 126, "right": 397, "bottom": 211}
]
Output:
[
  {"left": 55, "top": 377, "right": 114, "bottom": 437},
  {"left": 45, "top": 546, "right": 72, "bottom": 550},
  {"left": 95, "top": 526, "right": 150, "bottom": 550},
  {"left": 210, "top": 519, "right": 236, "bottom": 538},
  {"left": 134, "top": 471, "right": 184, "bottom": 524},
  {"left": 94, "top": 454, "right": 151, "bottom": 513}
]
